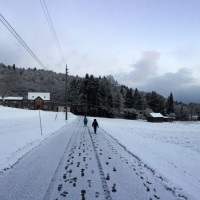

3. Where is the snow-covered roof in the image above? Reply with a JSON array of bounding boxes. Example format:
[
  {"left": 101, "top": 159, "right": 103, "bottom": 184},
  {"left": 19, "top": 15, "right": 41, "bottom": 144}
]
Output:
[
  {"left": 28, "top": 92, "right": 50, "bottom": 100},
  {"left": 149, "top": 113, "right": 163, "bottom": 118},
  {"left": 4, "top": 97, "right": 23, "bottom": 100}
]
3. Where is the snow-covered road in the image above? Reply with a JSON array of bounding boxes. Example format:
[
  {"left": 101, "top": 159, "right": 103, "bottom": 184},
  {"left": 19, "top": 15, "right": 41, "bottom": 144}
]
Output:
[
  {"left": 0, "top": 117, "right": 186, "bottom": 200},
  {"left": 0, "top": 117, "right": 77, "bottom": 200}
]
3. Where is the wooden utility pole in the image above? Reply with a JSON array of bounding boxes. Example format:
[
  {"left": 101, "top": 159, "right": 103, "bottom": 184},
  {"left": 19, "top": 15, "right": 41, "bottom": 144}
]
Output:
[{"left": 65, "top": 64, "right": 68, "bottom": 121}]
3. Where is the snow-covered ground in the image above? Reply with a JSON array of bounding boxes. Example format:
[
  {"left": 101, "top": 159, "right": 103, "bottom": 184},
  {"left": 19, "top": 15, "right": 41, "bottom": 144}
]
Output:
[
  {"left": 0, "top": 106, "right": 77, "bottom": 172},
  {"left": 0, "top": 106, "right": 200, "bottom": 199},
  {"left": 89, "top": 117, "right": 200, "bottom": 200}
]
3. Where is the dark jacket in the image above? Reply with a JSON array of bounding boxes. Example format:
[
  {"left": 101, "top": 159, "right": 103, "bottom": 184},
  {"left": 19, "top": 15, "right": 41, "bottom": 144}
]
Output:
[{"left": 92, "top": 121, "right": 99, "bottom": 128}]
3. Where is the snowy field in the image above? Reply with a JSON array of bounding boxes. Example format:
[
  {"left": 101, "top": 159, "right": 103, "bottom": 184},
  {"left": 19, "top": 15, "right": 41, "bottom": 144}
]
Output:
[
  {"left": 0, "top": 106, "right": 200, "bottom": 199},
  {"left": 0, "top": 106, "right": 77, "bottom": 172},
  {"left": 89, "top": 117, "right": 200, "bottom": 200}
]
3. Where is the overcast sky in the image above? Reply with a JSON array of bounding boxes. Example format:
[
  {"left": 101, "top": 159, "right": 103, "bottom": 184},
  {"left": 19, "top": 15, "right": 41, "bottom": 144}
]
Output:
[{"left": 1, "top": 0, "right": 200, "bottom": 103}]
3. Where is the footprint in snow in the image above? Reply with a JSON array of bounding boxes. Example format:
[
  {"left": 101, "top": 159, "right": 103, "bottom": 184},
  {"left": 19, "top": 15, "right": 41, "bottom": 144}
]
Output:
[
  {"left": 154, "top": 195, "right": 160, "bottom": 199},
  {"left": 63, "top": 173, "right": 67, "bottom": 179},
  {"left": 106, "top": 174, "right": 110, "bottom": 180},
  {"left": 87, "top": 180, "right": 91, "bottom": 187},
  {"left": 81, "top": 169, "right": 85, "bottom": 177},
  {"left": 57, "top": 184, "right": 62, "bottom": 191},
  {"left": 60, "top": 191, "right": 68, "bottom": 197},
  {"left": 81, "top": 190, "right": 86, "bottom": 200},
  {"left": 112, "top": 184, "right": 117, "bottom": 192},
  {"left": 95, "top": 192, "right": 100, "bottom": 197},
  {"left": 146, "top": 180, "right": 152, "bottom": 185}
]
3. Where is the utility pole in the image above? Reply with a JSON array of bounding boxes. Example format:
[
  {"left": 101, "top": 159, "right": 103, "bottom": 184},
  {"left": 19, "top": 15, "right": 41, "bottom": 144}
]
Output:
[
  {"left": 65, "top": 64, "right": 68, "bottom": 121},
  {"left": 38, "top": 109, "right": 43, "bottom": 135}
]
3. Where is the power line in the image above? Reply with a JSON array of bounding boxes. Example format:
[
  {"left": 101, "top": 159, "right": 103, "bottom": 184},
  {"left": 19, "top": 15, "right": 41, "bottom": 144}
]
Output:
[
  {"left": 40, "top": 0, "right": 68, "bottom": 119},
  {"left": 0, "top": 13, "right": 46, "bottom": 69},
  {"left": 40, "top": 0, "right": 65, "bottom": 61}
]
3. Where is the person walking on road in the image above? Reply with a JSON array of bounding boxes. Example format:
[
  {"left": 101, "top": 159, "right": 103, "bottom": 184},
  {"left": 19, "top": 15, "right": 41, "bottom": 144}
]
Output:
[
  {"left": 92, "top": 119, "right": 99, "bottom": 133},
  {"left": 83, "top": 116, "right": 88, "bottom": 126}
]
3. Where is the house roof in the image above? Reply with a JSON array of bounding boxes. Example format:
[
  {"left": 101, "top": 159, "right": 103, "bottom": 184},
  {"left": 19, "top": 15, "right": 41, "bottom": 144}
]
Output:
[
  {"left": 4, "top": 97, "right": 23, "bottom": 100},
  {"left": 28, "top": 92, "right": 50, "bottom": 100},
  {"left": 149, "top": 113, "right": 163, "bottom": 118}
]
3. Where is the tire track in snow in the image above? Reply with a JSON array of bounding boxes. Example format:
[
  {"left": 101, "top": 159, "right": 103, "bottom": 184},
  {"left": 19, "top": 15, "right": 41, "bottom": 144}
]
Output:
[{"left": 87, "top": 127, "right": 112, "bottom": 200}]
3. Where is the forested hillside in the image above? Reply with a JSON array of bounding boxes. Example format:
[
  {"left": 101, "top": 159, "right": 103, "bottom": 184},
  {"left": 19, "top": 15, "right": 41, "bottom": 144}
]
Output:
[{"left": 0, "top": 63, "right": 199, "bottom": 119}]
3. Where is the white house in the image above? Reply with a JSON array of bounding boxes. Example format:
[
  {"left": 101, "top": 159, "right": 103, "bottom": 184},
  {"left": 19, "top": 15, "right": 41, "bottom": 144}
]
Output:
[{"left": 28, "top": 92, "right": 50, "bottom": 110}]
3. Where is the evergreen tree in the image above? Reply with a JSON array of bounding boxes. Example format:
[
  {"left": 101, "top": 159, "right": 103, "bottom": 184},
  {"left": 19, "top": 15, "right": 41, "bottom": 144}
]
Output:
[
  {"left": 124, "top": 88, "right": 134, "bottom": 108},
  {"left": 146, "top": 91, "right": 165, "bottom": 113},
  {"left": 120, "top": 86, "right": 124, "bottom": 97},
  {"left": 13, "top": 64, "right": 16, "bottom": 71},
  {"left": 68, "top": 78, "right": 79, "bottom": 103},
  {"left": 166, "top": 92, "right": 174, "bottom": 114},
  {"left": 133, "top": 88, "right": 143, "bottom": 110},
  {"left": 113, "top": 93, "right": 121, "bottom": 109}
]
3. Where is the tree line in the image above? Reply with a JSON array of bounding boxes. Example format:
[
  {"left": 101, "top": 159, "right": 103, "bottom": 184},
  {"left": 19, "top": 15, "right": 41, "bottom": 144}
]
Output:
[
  {"left": 1, "top": 63, "right": 198, "bottom": 119},
  {"left": 68, "top": 73, "right": 175, "bottom": 118}
]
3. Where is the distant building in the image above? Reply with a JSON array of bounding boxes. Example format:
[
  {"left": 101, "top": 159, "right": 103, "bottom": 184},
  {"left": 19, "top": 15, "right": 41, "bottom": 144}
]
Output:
[
  {"left": 28, "top": 92, "right": 50, "bottom": 110},
  {"left": 147, "top": 113, "right": 164, "bottom": 122},
  {"left": 189, "top": 114, "right": 198, "bottom": 121},
  {"left": 2, "top": 96, "right": 23, "bottom": 108},
  {"left": 51, "top": 102, "right": 70, "bottom": 112},
  {"left": 163, "top": 113, "right": 176, "bottom": 122},
  {"left": 58, "top": 106, "right": 70, "bottom": 112}
]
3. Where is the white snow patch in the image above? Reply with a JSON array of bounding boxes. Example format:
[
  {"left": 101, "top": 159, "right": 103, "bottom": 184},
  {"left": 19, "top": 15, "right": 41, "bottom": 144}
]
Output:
[
  {"left": 89, "top": 117, "right": 200, "bottom": 200},
  {"left": 0, "top": 106, "right": 77, "bottom": 172},
  {"left": 1, "top": 106, "right": 200, "bottom": 200}
]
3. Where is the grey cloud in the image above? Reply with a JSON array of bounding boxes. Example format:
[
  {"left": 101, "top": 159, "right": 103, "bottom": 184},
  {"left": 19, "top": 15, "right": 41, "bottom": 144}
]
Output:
[
  {"left": 174, "top": 86, "right": 200, "bottom": 103},
  {"left": 0, "top": 42, "right": 43, "bottom": 69},
  {"left": 130, "top": 51, "right": 160, "bottom": 79},
  {"left": 138, "top": 69, "right": 200, "bottom": 102},
  {"left": 140, "top": 68, "right": 197, "bottom": 92},
  {"left": 115, "top": 52, "right": 200, "bottom": 103},
  {"left": 115, "top": 51, "right": 160, "bottom": 85},
  {"left": 0, "top": 43, "right": 22, "bottom": 65}
]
